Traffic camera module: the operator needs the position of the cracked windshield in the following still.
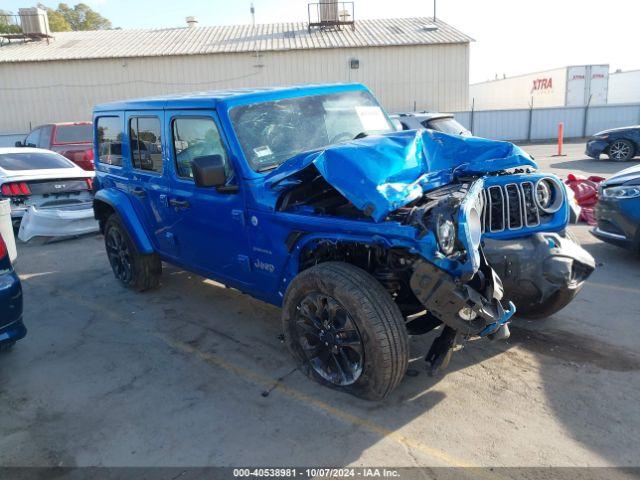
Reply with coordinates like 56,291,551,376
230,90,395,172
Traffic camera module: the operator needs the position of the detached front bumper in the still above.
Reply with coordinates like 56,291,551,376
483,231,595,316
410,254,515,338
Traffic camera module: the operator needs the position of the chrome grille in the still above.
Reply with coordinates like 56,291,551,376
481,182,540,233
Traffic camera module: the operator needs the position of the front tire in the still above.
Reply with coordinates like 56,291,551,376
104,214,162,292
608,140,635,161
283,262,409,400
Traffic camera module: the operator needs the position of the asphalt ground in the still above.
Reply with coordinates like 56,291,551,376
1,142,639,471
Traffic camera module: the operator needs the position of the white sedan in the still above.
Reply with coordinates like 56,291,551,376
0,148,96,239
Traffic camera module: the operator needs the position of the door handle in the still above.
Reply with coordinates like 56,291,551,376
169,198,190,209
131,187,146,198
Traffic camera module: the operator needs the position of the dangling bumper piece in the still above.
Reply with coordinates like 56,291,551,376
409,252,516,373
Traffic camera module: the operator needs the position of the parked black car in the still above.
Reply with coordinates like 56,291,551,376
592,164,640,252
586,125,640,162
0,232,25,352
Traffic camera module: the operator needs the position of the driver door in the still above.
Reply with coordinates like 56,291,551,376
165,111,252,288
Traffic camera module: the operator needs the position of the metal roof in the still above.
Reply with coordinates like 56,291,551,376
0,17,472,64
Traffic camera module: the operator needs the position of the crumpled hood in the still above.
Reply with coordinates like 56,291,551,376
266,130,537,222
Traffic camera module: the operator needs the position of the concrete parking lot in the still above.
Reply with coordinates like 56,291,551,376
1,143,639,469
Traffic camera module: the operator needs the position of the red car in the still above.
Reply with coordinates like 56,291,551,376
16,122,94,171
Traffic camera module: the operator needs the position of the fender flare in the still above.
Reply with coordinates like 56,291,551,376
277,232,400,299
94,189,155,254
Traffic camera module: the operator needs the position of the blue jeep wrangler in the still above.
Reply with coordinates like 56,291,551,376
92,84,594,399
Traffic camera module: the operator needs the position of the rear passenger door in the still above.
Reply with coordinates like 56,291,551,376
124,111,176,256
165,110,252,287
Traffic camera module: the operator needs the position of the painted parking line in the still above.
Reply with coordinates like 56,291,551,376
55,289,476,468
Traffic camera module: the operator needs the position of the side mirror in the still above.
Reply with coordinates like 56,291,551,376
15,141,23,147
191,154,226,188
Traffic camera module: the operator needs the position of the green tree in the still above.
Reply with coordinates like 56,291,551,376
55,3,112,31
38,4,72,32
37,2,112,32
0,9,22,34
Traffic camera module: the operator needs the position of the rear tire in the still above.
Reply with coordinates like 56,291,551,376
607,140,635,161
283,262,409,400
104,214,161,292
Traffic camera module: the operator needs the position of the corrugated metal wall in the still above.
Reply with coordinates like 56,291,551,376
608,70,640,104
0,43,469,133
453,103,640,141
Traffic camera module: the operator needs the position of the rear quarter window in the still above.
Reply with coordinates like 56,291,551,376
96,117,123,166
55,124,93,144
0,152,75,170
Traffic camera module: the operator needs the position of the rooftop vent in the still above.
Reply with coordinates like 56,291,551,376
420,24,438,32
19,7,50,36
186,16,198,28
0,7,53,46
308,2,355,32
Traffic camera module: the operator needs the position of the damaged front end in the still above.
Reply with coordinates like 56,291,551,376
398,179,516,372
266,130,583,374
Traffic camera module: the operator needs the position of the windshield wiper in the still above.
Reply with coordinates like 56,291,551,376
257,164,279,173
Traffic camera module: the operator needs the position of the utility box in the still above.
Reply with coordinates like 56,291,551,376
18,7,50,36
470,65,609,110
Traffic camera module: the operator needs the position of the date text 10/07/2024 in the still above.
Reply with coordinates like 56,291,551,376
233,468,401,478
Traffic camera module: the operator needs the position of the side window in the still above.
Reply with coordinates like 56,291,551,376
171,117,228,180
96,117,123,166
24,128,41,147
129,117,163,173
39,125,53,148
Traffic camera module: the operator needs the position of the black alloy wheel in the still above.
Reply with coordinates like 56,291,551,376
105,225,133,284
295,292,364,386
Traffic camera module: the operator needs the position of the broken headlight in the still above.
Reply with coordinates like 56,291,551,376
436,216,456,255
458,180,484,273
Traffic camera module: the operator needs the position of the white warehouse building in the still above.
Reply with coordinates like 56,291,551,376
0,15,472,134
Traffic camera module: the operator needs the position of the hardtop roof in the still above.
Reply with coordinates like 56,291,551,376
93,83,369,113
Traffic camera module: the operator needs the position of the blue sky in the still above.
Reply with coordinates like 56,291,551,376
4,0,640,83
